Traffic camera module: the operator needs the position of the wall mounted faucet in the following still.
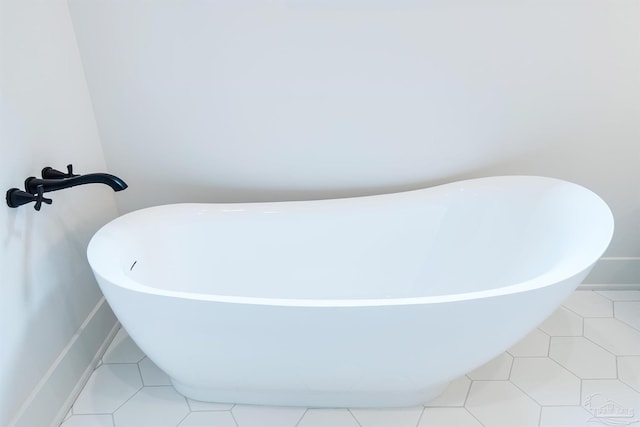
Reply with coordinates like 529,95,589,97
6,164,127,211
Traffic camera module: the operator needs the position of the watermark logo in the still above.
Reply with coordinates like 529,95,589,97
583,393,638,426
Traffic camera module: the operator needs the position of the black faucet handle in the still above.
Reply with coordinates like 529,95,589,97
6,186,52,210
6,188,34,208
42,164,79,179
33,185,52,211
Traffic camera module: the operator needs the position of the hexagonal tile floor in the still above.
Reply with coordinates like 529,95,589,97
60,290,640,427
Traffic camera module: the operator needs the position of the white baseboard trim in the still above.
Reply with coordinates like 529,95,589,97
581,257,640,290
9,297,118,427
578,283,640,291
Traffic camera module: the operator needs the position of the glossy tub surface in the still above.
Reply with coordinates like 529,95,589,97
87,176,614,407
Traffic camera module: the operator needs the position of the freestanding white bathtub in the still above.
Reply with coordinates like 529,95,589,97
88,176,614,408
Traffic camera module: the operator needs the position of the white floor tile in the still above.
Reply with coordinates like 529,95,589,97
562,291,613,318
73,364,142,414
113,386,189,427
102,329,146,364
418,408,482,427
466,381,540,427
539,307,583,337
350,406,423,427
232,405,305,427
539,406,593,427
187,399,234,411
615,301,640,331
510,358,581,405
178,411,237,427
596,290,640,301
508,328,550,357
618,356,640,393
60,414,114,427
424,375,471,407
584,318,640,355
138,357,171,386
549,336,617,379
582,380,640,425
297,409,359,427
467,352,513,380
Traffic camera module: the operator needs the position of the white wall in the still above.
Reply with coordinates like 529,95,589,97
68,1,639,276
0,0,120,425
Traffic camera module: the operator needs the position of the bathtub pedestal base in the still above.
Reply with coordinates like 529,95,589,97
172,380,449,408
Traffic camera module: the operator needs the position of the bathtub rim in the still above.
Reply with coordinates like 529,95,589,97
88,175,614,308
90,265,598,308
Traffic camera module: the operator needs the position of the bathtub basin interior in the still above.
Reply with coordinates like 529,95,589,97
90,176,613,304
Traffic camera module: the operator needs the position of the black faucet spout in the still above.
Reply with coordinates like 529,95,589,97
25,173,128,194
7,164,127,211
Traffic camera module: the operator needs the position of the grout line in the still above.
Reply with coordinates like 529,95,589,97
138,384,178,388
536,405,542,427
581,334,618,360
612,316,640,333
594,290,640,302
108,386,143,417
463,376,473,407
541,334,582,338
413,406,426,427
547,344,616,381
505,350,550,360
293,408,308,427
542,404,587,408
609,300,615,317
561,304,592,320
67,411,115,417
229,409,240,427
347,408,363,427
507,354,515,379
508,376,548,408
423,404,466,408
137,357,147,387
465,407,486,427
185,396,193,412
101,361,146,366
174,410,190,427
595,290,615,301
578,378,583,407
457,387,487,427
179,393,189,417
